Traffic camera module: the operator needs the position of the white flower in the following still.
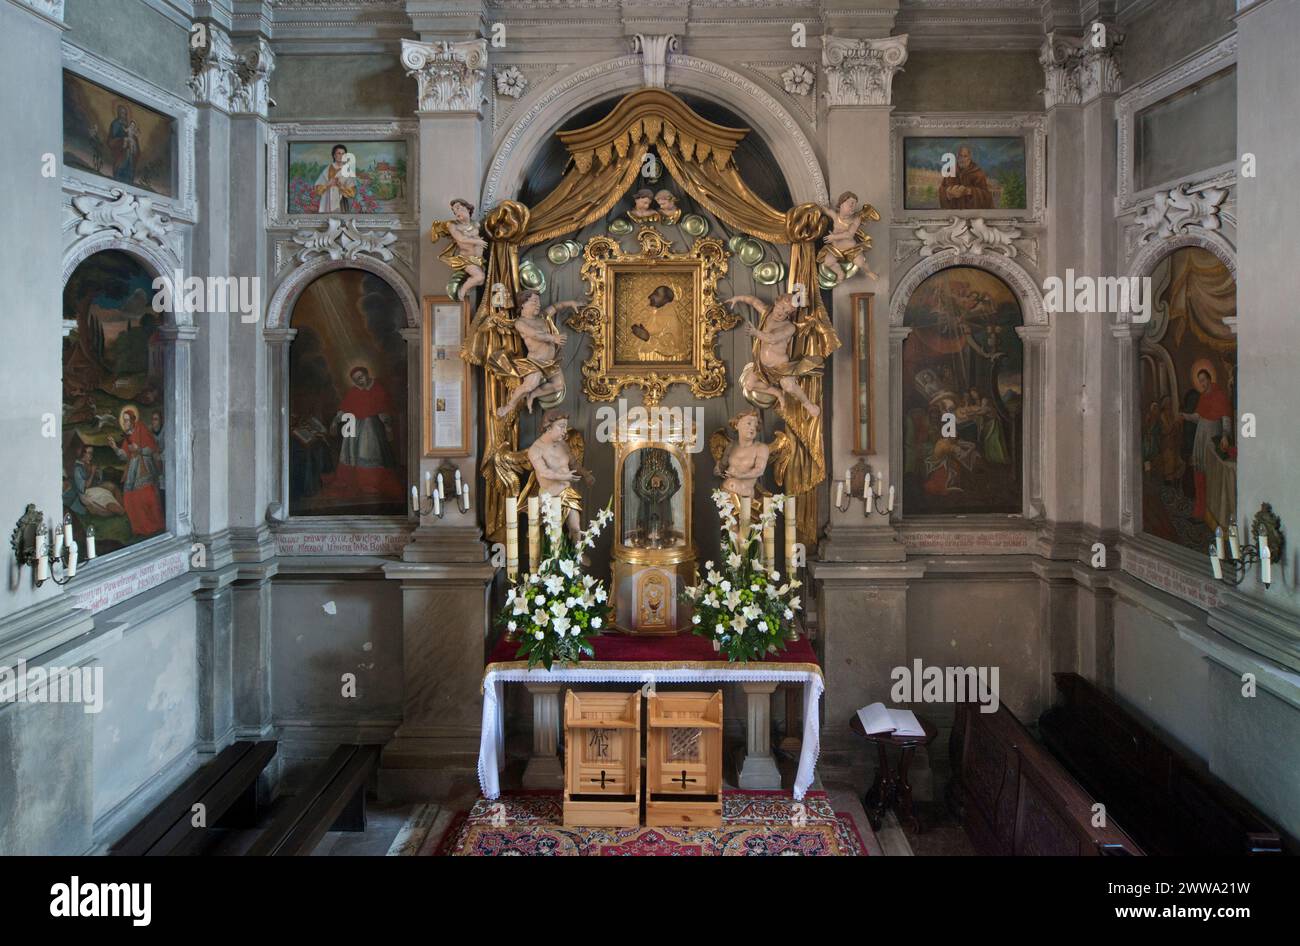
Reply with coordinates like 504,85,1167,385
730,614,746,633
559,559,576,579
495,66,528,99
703,593,718,608
582,574,596,589
552,615,571,636
530,574,540,584
750,584,760,592
550,600,567,617
594,587,607,603
715,623,725,636
720,579,732,593
784,608,794,620
545,575,564,595
533,609,549,625
512,596,529,616
565,596,577,609
506,587,516,603
724,590,742,611
758,621,768,633
535,595,547,608
591,616,602,629
507,620,517,632
770,570,781,581
727,552,742,569
535,630,544,640
742,605,760,622
789,595,802,611
570,627,580,637
704,560,714,571
692,614,701,625
765,584,779,597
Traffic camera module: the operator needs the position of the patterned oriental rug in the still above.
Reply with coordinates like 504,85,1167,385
405,791,868,857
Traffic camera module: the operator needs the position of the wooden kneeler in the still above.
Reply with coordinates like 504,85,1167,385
646,690,723,827
563,691,641,827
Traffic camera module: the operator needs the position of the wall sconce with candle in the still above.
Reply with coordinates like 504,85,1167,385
834,458,894,518
1209,503,1284,589
411,461,471,519
10,504,97,588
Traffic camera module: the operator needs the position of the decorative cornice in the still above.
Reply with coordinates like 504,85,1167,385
821,33,908,107
1039,29,1123,108
71,189,171,249
400,38,488,115
290,217,398,263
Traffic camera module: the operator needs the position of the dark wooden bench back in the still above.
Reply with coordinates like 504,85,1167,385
957,701,1142,856
1039,672,1289,856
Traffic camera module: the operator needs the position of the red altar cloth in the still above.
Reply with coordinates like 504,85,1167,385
486,631,818,668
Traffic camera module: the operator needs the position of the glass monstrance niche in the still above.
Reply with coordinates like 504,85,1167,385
621,446,687,551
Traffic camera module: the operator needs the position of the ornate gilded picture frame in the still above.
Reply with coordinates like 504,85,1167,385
422,295,472,457
568,229,736,406
851,292,874,455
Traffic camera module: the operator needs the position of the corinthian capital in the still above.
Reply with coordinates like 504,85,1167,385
1039,29,1123,108
400,38,488,115
821,34,909,108
188,23,276,117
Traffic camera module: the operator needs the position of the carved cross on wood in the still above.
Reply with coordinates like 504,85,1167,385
673,770,696,789
591,769,616,789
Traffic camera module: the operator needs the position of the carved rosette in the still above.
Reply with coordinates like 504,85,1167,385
188,24,277,117
1039,30,1123,108
821,34,909,107
400,38,488,114
568,232,737,407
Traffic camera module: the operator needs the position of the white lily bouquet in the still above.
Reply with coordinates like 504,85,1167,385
683,490,803,662
496,495,614,670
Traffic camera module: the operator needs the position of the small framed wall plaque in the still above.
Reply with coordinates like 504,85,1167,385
422,295,472,457
851,292,874,455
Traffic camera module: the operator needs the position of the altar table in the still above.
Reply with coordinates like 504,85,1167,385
477,633,824,801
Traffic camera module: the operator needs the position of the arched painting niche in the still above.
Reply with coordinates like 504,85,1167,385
288,268,409,517
1139,245,1237,552
62,250,168,556
901,265,1024,515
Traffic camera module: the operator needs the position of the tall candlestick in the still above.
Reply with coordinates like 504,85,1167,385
761,497,775,571
784,496,797,575
505,497,519,579
1260,535,1272,585
527,497,541,568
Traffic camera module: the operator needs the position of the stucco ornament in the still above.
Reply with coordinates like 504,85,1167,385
1134,183,1228,242
915,217,1023,258
781,64,814,97
72,190,171,248
401,38,488,113
495,66,529,99
291,218,397,264
822,35,908,107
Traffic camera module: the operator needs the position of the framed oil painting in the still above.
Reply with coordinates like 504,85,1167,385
268,121,419,228
288,269,409,517
422,295,472,457
567,232,732,406
901,266,1024,516
62,250,169,557
287,141,410,216
851,293,874,455
1139,246,1237,553
892,115,1046,223
63,70,176,199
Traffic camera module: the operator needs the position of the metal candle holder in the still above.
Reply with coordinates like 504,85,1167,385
411,461,471,518
10,504,97,588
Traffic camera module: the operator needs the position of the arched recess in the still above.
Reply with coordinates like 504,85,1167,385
483,54,828,210
888,250,1050,519
264,258,421,524
1120,230,1238,551
60,236,195,558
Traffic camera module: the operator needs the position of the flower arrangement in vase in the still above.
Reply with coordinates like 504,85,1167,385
682,490,803,662
496,495,614,670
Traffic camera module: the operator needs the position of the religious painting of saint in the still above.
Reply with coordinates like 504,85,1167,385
63,71,176,198
287,141,409,215
62,251,168,555
1139,247,1237,552
901,266,1024,515
904,137,1027,211
289,269,408,516
612,270,696,366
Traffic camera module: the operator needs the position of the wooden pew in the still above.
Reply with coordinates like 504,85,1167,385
244,744,380,856
954,701,1142,855
1039,672,1289,856
109,741,277,856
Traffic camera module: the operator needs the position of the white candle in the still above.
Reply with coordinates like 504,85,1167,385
1228,524,1241,560
63,516,73,548
35,550,49,583
460,480,471,512
1260,535,1272,585
424,469,432,497
52,525,64,559
737,497,751,545
784,496,797,574
455,469,462,494
436,472,445,500
1214,527,1225,560
433,490,442,517
86,530,96,560
1209,544,1223,580
834,479,845,508
505,497,519,578
761,497,775,570
66,542,78,578
527,497,541,567
887,485,895,513
410,485,420,513
34,530,48,583
865,474,873,502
